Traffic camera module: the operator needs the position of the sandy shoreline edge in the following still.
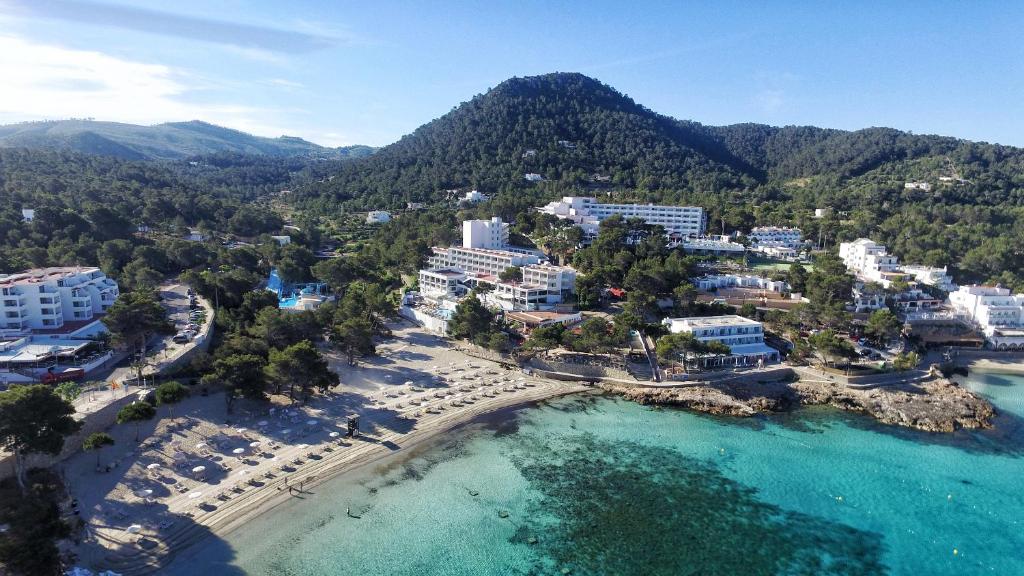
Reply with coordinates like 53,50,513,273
134,382,591,574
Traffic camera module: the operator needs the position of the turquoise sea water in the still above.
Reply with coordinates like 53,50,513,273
169,372,1024,575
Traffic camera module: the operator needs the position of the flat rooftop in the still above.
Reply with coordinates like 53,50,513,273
506,311,581,325
0,266,102,286
665,315,761,328
422,268,466,278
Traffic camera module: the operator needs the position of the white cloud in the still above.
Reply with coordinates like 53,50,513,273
0,35,375,147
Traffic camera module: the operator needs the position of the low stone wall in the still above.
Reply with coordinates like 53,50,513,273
0,389,146,479
527,357,633,380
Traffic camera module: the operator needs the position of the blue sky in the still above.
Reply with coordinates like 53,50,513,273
0,1,1021,147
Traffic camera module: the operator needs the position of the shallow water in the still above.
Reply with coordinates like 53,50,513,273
169,372,1024,575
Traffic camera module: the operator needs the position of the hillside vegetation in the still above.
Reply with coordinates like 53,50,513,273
0,119,375,161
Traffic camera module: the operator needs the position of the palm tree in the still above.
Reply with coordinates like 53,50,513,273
83,432,115,471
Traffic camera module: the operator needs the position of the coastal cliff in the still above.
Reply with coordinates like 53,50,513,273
603,370,995,433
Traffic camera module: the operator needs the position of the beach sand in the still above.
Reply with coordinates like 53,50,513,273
65,322,589,575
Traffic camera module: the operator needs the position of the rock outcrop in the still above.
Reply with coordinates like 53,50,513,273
604,371,995,433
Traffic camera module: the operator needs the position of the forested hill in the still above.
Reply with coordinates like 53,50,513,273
0,119,375,161
298,72,1024,211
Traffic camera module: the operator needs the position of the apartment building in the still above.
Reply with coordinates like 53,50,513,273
417,268,467,299
463,217,510,250
748,226,803,248
428,246,540,277
0,267,119,335
838,238,904,286
950,285,1024,349
679,237,745,256
538,196,705,239
661,315,779,365
902,265,957,292
695,274,790,293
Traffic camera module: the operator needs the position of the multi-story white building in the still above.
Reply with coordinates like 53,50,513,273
366,211,391,224
661,315,779,366
463,217,510,250
461,190,487,203
419,217,577,313
428,246,540,278
417,268,467,299
538,196,706,239
839,238,905,287
748,226,803,248
0,267,119,336
902,265,957,293
695,274,789,293
679,237,745,256
950,285,1024,349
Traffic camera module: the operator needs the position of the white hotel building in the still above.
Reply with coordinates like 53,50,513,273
661,315,779,367
418,217,576,312
538,196,705,240
0,267,119,337
839,238,905,287
950,285,1024,349
748,226,803,248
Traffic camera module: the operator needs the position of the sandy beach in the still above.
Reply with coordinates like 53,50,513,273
65,322,589,575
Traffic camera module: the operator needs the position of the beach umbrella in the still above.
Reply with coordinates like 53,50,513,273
236,469,250,477
232,448,245,455
187,492,203,499
125,524,142,534
249,441,261,448
404,381,414,386
194,443,207,450
137,489,153,497
235,428,248,434
191,466,206,474
329,432,340,438
145,463,161,470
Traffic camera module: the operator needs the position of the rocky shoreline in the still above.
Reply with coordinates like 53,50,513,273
602,369,995,433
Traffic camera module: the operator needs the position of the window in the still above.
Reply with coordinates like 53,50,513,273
3,300,15,307
43,319,55,326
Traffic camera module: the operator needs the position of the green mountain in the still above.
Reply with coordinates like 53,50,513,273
0,119,375,161
300,72,1024,212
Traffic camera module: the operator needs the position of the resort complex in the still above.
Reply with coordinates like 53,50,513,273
538,196,706,240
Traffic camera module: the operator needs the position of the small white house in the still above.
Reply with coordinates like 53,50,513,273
271,235,291,246
524,173,544,182
366,211,392,224
21,209,35,223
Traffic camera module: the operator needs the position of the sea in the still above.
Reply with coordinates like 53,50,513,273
167,371,1024,575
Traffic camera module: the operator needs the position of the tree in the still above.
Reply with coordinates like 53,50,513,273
265,341,339,401
117,401,156,442
276,244,317,283
499,266,523,283
786,263,808,294
202,353,267,412
739,302,758,319
524,323,565,350
563,317,624,354
154,381,189,420
804,253,854,311
892,351,920,371
331,318,375,365
447,294,494,341
0,385,81,492
864,309,902,347
486,331,510,353
102,290,174,385
673,282,698,312
53,382,81,404
82,432,115,470
808,330,856,368
656,332,700,364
